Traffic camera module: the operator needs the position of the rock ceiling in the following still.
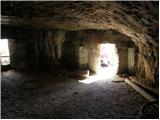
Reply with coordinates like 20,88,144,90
1,1,159,47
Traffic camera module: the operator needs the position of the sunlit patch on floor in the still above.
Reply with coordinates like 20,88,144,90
79,74,114,84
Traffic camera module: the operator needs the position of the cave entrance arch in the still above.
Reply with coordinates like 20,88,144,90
97,43,119,78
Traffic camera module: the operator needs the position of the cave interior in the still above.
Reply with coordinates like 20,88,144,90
1,1,159,119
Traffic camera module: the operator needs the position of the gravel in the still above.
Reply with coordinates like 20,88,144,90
1,70,152,119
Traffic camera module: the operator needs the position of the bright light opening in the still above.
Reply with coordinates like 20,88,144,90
0,39,10,65
79,43,119,84
79,75,110,84
97,43,119,78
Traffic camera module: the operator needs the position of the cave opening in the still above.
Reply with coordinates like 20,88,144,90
0,39,10,66
98,43,119,78
79,43,119,84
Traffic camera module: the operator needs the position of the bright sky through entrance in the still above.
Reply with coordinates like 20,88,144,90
0,39,10,65
79,43,119,84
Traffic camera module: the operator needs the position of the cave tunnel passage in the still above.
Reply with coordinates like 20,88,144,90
1,32,158,119
1,1,159,119
0,39,10,66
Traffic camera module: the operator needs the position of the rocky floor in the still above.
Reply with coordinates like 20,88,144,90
1,69,156,119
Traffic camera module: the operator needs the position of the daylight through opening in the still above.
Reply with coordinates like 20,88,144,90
79,43,119,84
97,43,119,78
0,39,10,65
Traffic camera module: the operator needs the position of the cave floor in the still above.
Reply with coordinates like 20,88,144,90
1,69,149,119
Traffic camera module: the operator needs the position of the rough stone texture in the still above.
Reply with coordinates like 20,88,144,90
55,31,65,59
2,70,156,119
1,2,158,45
136,46,159,87
88,43,99,72
38,30,66,69
79,47,88,68
1,1,158,87
118,47,128,74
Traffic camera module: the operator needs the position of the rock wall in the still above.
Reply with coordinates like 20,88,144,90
1,25,38,70
136,45,159,87
1,25,158,87
88,43,100,73
38,29,66,69
61,31,79,69
1,1,158,87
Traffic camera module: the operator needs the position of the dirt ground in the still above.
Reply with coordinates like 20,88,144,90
1,69,157,119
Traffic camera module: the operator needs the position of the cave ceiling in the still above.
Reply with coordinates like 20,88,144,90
1,1,159,47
